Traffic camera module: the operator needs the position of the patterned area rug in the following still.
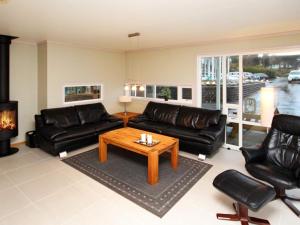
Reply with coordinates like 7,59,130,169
63,146,212,217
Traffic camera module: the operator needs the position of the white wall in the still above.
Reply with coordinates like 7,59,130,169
125,32,300,113
37,42,47,111
11,41,126,144
46,42,126,113
10,42,38,143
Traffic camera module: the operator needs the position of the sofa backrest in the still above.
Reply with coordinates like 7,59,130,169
40,103,109,128
176,106,221,129
143,101,158,119
143,101,180,125
75,103,108,125
41,106,80,128
263,114,300,170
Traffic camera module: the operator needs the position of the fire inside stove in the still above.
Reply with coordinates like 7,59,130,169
0,110,16,130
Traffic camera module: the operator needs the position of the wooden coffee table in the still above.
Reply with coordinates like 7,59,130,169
98,127,179,185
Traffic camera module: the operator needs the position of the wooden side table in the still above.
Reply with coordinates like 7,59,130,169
113,112,140,127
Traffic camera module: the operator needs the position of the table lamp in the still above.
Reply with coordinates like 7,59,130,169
119,96,132,115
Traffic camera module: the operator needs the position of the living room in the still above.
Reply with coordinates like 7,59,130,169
0,0,300,225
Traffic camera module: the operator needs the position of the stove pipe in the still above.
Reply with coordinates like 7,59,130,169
0,35,17,103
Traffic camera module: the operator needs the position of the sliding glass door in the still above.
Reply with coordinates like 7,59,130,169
200,57,222,110
198,51,300,150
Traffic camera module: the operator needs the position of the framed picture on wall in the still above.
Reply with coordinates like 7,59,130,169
63,84,103,104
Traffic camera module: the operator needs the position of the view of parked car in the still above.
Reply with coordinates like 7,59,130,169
227,72,266,81
253,73,269,80
288,70,300,83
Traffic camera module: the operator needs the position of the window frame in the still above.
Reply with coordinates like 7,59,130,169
128,83,193,104
63,83,103,105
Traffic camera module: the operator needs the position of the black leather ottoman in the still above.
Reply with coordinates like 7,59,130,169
213,170,276,225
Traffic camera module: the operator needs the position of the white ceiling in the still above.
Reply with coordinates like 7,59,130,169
0,0,300,51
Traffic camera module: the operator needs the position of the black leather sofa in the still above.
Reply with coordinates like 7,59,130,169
35,103,123,156
128,101,226,156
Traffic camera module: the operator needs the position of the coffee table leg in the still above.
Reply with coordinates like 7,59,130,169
99,136,107,162
171,140,179,169
148,151,158,185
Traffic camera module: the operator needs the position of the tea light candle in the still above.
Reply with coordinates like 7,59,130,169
147,134,153,144
141,133,146,143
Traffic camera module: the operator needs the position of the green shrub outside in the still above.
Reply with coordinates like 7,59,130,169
243,66,290,79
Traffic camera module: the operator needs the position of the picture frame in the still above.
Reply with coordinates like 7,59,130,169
63,84,103,104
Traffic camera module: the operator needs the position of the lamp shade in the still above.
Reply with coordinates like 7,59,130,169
261,87,275,127
119,95,132,103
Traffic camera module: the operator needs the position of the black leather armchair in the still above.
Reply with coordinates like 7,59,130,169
241,114,300,216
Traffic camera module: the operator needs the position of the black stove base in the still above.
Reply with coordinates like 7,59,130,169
0,140,19,157
0,147,18,157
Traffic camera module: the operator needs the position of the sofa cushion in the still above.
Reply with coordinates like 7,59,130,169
53,120,123,142
75,103,108,125
163,127,213,145
152,103,180,125
176,106,221,129
41,107,80,128
53,125,96,142
246,162,298,189
39,126,67,141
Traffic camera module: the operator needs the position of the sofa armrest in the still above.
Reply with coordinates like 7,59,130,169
39,126,67,141
295,168,300,180
198,129,219,141
35,114,44,130
198,115,226,141
129,115,149,123
240,146,266,164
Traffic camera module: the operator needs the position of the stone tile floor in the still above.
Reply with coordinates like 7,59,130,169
0,144,298,225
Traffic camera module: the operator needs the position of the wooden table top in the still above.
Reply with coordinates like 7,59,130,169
113,112,140,118
100,127,178,155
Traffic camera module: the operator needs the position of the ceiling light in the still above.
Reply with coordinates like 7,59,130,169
139,86,145,91
131,85,137,91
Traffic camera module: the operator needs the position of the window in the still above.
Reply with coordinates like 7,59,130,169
126,83,193,103
129,85,145,97
181,87,192,100
64,84,102,104
146,85,155,98
136,85,145,97
242,53,300,120
156,86,178,100
226,56,239,104
129,85,136,97
200,57,222,110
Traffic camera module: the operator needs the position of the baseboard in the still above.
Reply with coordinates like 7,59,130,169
11,141,25,147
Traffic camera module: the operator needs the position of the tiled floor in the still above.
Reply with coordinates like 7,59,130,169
0,144,299,225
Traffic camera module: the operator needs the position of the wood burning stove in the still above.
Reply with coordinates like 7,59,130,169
0,35,19,157
0,101,18,139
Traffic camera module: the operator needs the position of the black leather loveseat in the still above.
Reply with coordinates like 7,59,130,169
128,101,226,156
35,103,123,156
